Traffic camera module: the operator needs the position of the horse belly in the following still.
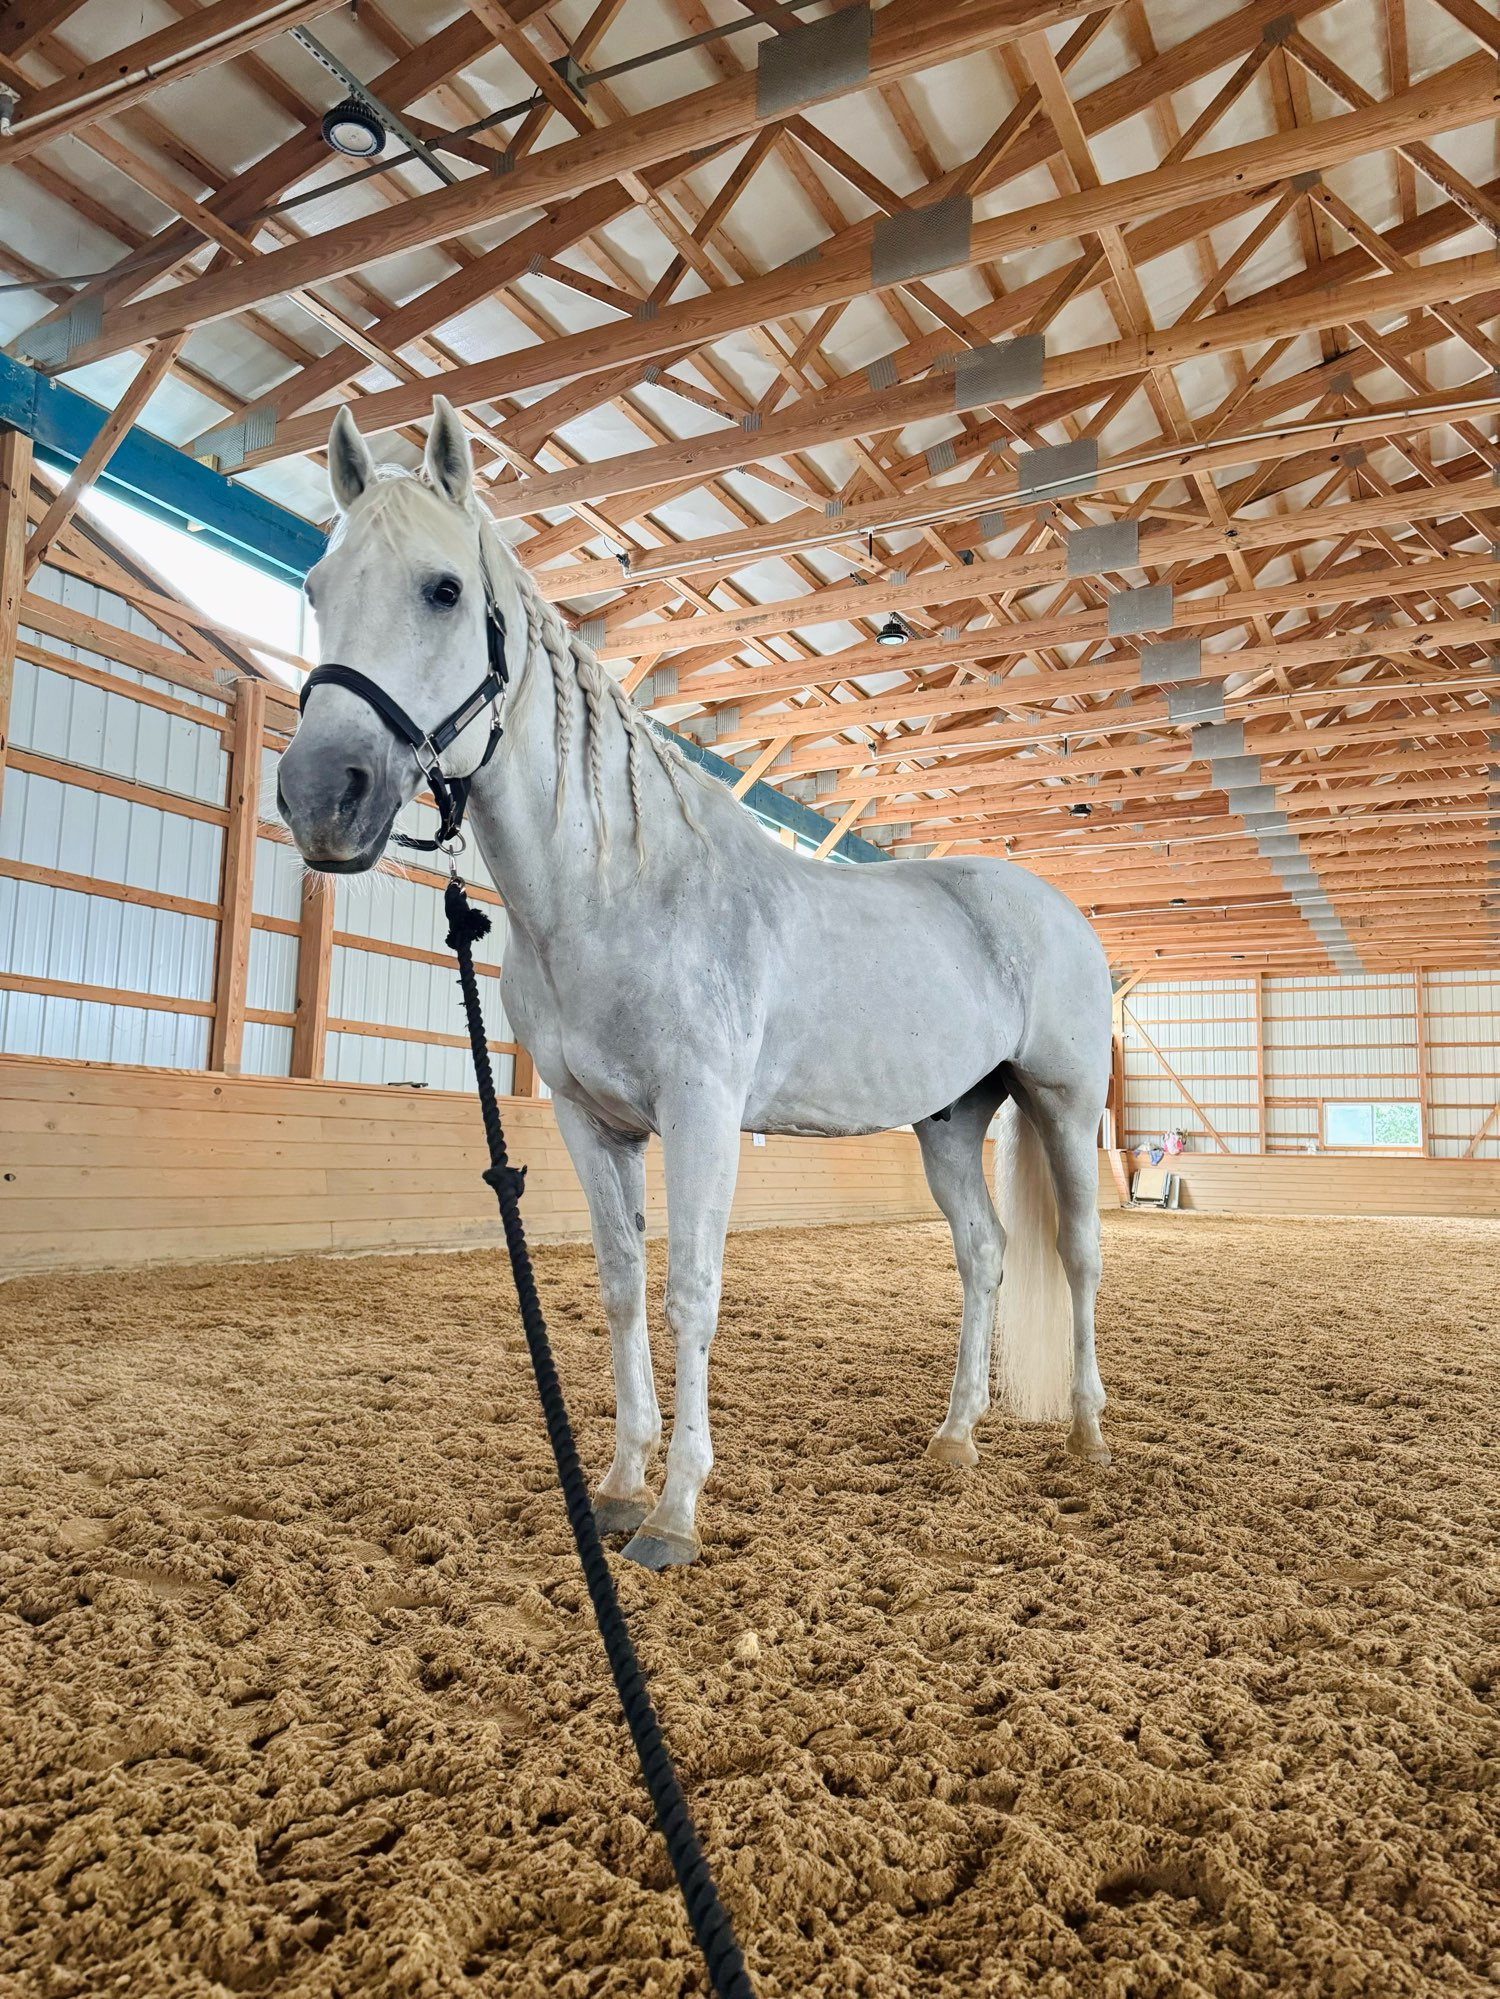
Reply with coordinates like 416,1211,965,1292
747,941,1022,1134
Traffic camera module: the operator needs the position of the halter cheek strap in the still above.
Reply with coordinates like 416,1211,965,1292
298,600,508,852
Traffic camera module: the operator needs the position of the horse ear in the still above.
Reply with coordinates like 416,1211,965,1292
424,396,473,506
328,405,373,511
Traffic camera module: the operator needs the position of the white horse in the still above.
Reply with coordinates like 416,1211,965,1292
277,397,1114,1570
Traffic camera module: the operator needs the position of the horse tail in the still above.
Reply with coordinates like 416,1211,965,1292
993,1099,1074,1422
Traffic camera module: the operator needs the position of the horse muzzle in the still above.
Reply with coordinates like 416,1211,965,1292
276,728,405,873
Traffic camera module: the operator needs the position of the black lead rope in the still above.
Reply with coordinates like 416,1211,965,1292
443,875,755,1999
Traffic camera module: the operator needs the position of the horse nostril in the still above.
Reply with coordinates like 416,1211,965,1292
338,765,371,816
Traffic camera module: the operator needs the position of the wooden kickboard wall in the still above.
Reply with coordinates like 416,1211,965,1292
1165,1151,1500,1219
0,1056,953,1273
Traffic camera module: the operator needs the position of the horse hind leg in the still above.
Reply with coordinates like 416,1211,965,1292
916,1087,1007,1469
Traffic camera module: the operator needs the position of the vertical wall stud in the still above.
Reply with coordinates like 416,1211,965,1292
1254,972,1267,1154
0,427,33,817
291,874,335,1079
209,676,266,1075
1413,966,1431,1157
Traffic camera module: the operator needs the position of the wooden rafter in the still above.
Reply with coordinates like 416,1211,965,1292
0,0,1495,977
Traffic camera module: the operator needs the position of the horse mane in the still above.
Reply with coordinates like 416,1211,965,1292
348,469,714,865
485,526,713,866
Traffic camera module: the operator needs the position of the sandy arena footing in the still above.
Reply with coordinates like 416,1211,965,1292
1,1210,1496,1996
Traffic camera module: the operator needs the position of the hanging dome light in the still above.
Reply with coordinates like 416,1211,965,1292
876,615,908,646
322,96,386,159
1068,801,1093,818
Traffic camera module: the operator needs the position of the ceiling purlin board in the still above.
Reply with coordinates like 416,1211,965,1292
203,22,1500,464
6,0,1498,969
36,0,1126,368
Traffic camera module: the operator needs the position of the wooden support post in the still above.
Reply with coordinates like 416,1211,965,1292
510,1045,537,1098
1254,972,1267,1155
1109,971,1144,1152
209,676,265,1074
0,427,32,817
291,873,335,1080
1413,966,1431,1156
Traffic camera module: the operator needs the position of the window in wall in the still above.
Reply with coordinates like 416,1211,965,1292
1322,1101,1422,1149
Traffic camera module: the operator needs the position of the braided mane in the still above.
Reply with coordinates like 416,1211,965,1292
479,515,711,864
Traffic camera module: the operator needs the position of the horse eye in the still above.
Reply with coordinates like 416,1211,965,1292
427,575,462,609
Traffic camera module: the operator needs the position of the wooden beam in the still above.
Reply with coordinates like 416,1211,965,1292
1463,1101,1500,1159
22,338,184,581
0,1,88,60
812,798,869,860
0,427,33,819
0,0,345,165
1123,1001,1233,1152
290,873,334,1081
209,676,267,1076
211,60,1500,464
606,551,1500,668
544,466,1500,602
474,250,1500,522
59,0,1118,369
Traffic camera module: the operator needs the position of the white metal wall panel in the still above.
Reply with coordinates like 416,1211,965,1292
0,875,214,999
1124,972,1498,1159
0,765,223,903
9,656,226,806
24,564,229,718
324,1030,509,1095
1122,978,1259,1153
241,1022,294,1078
246,926,297,1016
0,988,208,1068
1423,970,1500,1159
251,833,303,920
329,940,510,1040
1263,976,1419,1147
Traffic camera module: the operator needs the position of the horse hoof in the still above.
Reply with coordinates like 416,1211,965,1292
620,1530,699,1572
1067,1427,1112,1467
593,1492,651,1536
926,1431,979,1469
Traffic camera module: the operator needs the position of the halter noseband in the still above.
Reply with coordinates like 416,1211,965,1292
298,595,508,853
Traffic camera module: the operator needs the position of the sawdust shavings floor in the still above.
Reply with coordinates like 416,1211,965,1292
0,1211,1496,1998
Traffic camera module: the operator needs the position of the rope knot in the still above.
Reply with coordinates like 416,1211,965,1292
444,877,493,951
483,1163,527,1203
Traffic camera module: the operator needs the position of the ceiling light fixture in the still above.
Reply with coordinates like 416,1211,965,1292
876,615,909,647
1069,802,1093,818
322,96,386,159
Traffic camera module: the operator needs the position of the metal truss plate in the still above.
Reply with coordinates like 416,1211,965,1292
756,3,871,118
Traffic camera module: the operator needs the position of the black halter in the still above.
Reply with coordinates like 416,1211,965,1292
298,598,508,852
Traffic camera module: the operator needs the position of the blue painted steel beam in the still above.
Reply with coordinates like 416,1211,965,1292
671,733,886,864
0,353,324,585
1,354,889,862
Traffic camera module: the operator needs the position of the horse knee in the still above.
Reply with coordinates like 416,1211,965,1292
597,1267,641,1326
665,1268,720,1348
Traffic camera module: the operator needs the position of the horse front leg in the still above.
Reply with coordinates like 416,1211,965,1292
622,1097,742,1572
552,1097,660,1536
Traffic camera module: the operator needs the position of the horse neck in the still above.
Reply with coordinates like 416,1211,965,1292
463,591,745,945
